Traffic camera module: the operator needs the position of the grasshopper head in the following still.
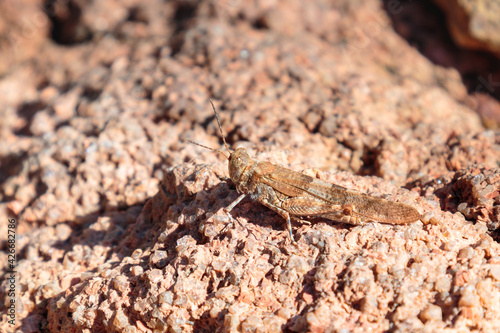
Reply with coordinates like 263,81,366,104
229,148,250,183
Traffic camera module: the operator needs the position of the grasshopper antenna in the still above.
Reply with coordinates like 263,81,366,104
185,140,229,160
185,100,232,160
209,99,232,157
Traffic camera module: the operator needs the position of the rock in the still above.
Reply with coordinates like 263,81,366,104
2,0,500,332
433,0,500,55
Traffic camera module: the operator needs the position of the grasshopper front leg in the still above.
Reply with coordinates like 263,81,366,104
224,193,246,222
218,194,246,236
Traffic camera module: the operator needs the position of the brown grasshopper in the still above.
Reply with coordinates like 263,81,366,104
188,101,422,241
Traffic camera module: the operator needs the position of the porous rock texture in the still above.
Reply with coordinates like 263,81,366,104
432,0,500,55
1,0,500,332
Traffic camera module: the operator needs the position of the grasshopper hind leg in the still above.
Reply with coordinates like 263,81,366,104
284,212,295,242
274,210,296,243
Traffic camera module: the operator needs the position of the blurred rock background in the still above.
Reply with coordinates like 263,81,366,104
0,0,499,332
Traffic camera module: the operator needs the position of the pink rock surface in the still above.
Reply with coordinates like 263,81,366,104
1,0,500,332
